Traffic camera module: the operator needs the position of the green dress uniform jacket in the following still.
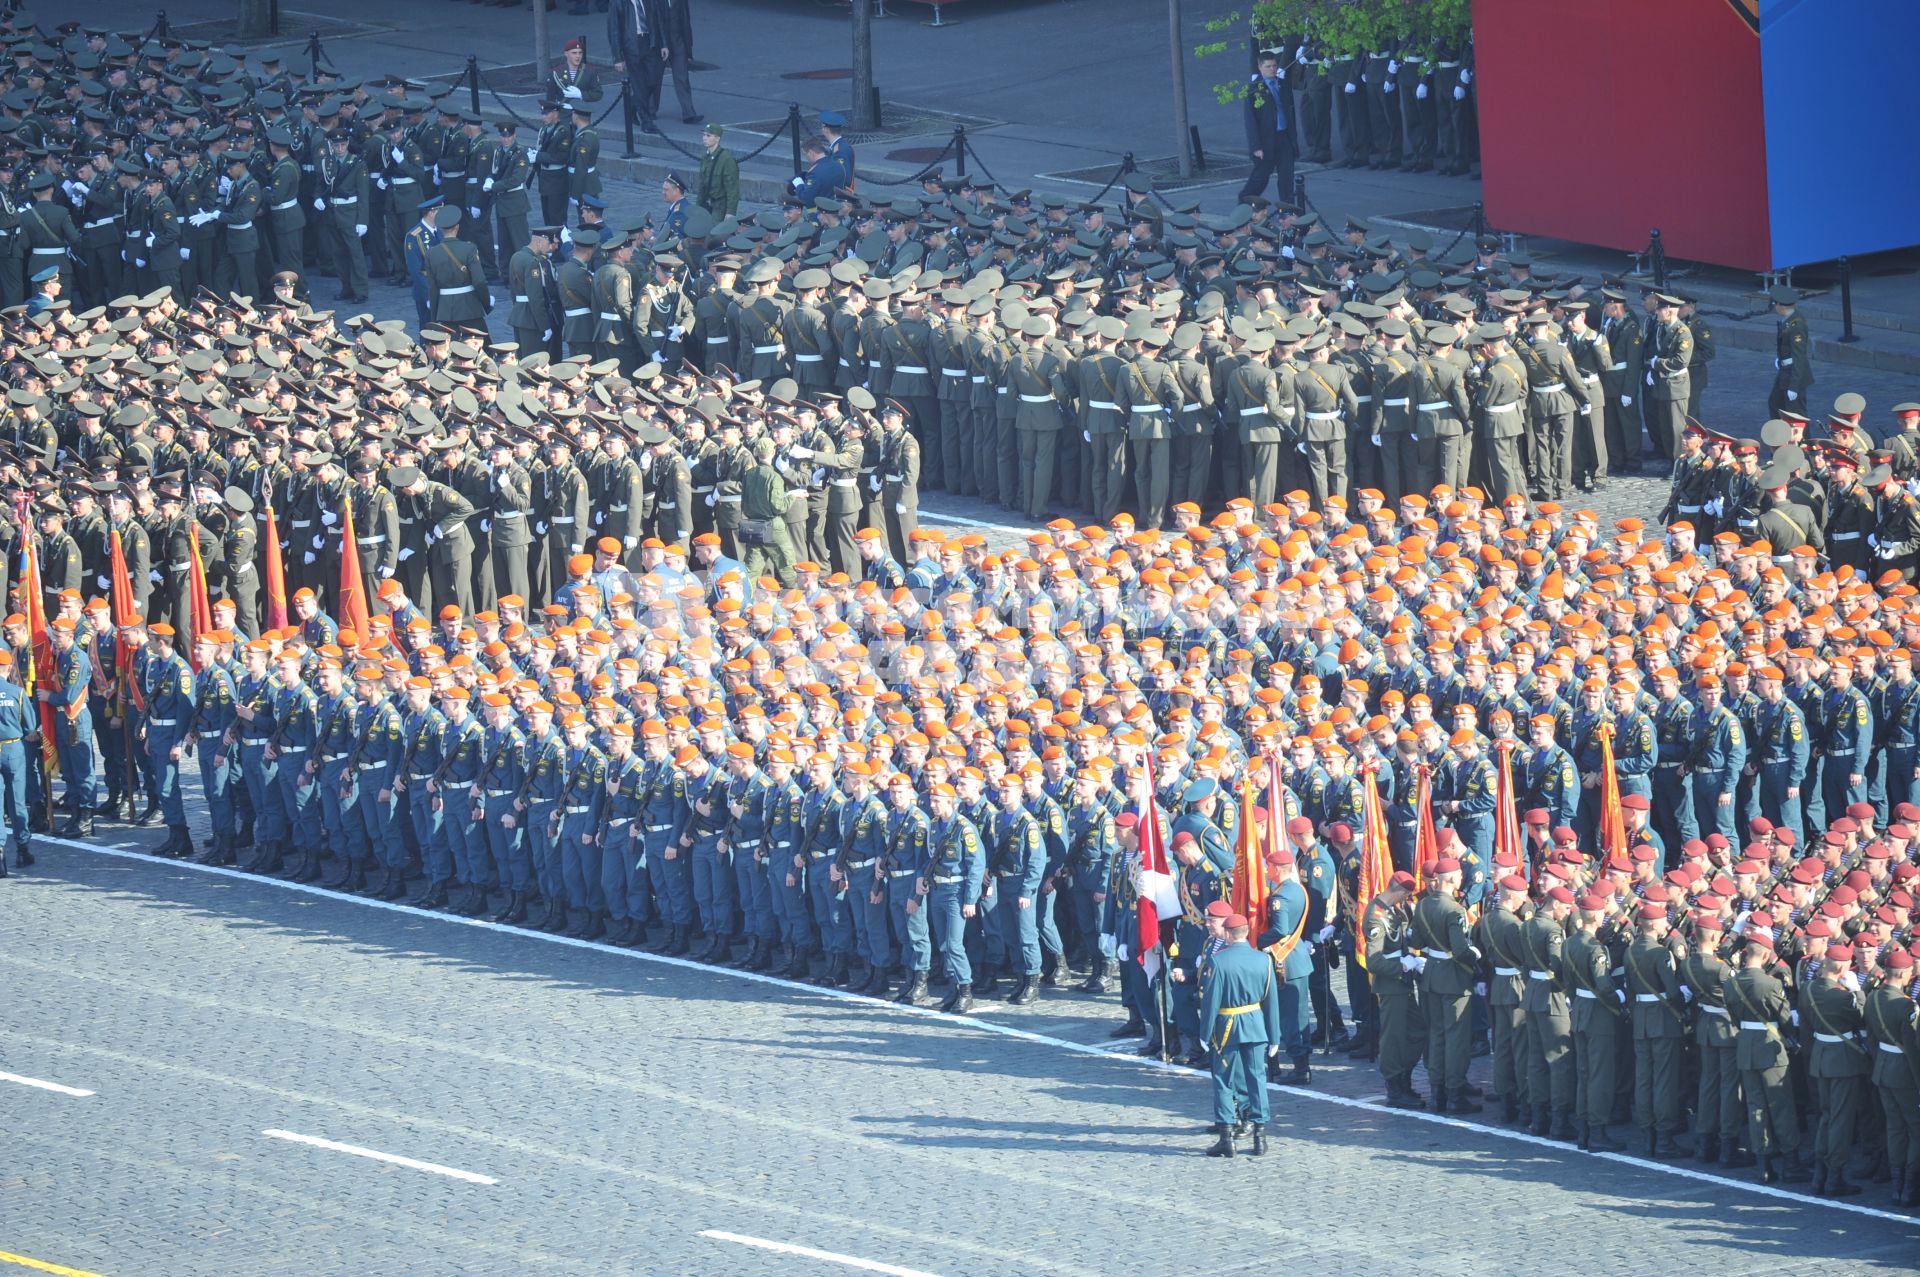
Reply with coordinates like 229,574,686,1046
428,236,490,327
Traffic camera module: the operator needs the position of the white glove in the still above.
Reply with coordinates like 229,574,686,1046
560,227,573,246
543,329,554,341
1315,924,1334,943
624,536,638,549
483,178,495,194
1772,358,1781,370
526,148,540,167
215,177,229,196
1452,85,1465,101
1399,954,1419,973
303,552,316,565
1383,80,1396,94
1387,59,1400,75
397,547,413,562
469,207,482,220
1790,1008,1800,1027
1083,431,1091,443
1370,434,1381,446
1473,982,1487,998
667,324,685,342
789,176,804,191
1116,943,1130,963
1296,442,1307,454
144,233,155,248
869,476,881,493
1344,82,1357,94
354,224,366,238
149,569,162,584
380,566,395,579
1461,68,1473,85
375,178,387,191
432,165,441,184
96,575,109,591
1785,389,1797,401
321,511,337,526
534,522,548,536
895,502,908,514
789,446,814,459
1579,403,1591,416
563,85,583,100
593,511,605,526
704,493,716,507
1416,82,1429,100
313,198,326,212
1680,985,1693,1003
1620,395,1633,407
391,147,406,165
133,258,146,269
1296,47,1307,63
479,519,491,533
1099,933,1118,959
1646,371,1655,386
1615,988,1626,1005
1266,1044,1280,1060
180,247,191,260
1841,970,1860,992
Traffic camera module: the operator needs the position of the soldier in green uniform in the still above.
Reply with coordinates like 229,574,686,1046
1362,870,1424,1107
1682,294,1715,423
566,104,601,213
20,172,79,295
1866,947,1920,1205
1726,934,1810,1184
1412,325,1469,493
426,206,491,339
263,127,306,278
738,437,795,587
1293,331,1360,503
1646,292,1694,463
218,150,263,299
592,230,641,373
1600,288,1644,475
878,401,921,563
1518,883,1575,1137
508,226,558,355
1517,313,1591,501
1626,904,1692,1158
1008,316,1068,521
137,171,182,300
1565,892,1624,1150
1074,316,1129,523
1413,856,1479,1113
1470,324,1527,504
1802,943,1870,1197
535,99,574,230
317,130,369,302
1677,912,1749,1168
1121,329,1182,530
1768,285,1813,420
557,227,599,360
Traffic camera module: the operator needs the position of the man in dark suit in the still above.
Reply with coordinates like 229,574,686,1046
609,0,699,132
1236,48,1297,207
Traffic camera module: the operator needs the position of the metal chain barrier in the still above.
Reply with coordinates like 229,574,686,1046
474,67,540,130
856,134,957,188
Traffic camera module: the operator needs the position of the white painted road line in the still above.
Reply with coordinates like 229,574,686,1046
700,1230,942,1277
46,836,1920,1230
0,1070,95,1098
261,1128,498,1185
918,509,1036,534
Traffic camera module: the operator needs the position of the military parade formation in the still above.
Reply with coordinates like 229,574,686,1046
2,10,1919,1206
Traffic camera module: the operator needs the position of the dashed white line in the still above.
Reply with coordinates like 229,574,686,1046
44,835,1920,1230
0,1070,95,1098
700,1230,941,1276
262,1128,498,1185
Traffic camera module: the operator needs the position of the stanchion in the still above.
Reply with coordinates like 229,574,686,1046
1188,125,1206,173
467,56,482,116
621,85,636,159
1838,256,1860,344
1649,227,1667,290
787,103,802,177
1291,171,1306,212
954,125,967,179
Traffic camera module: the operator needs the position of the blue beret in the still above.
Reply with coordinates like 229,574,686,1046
1181,777,1217,805
30,267,56,283
818,110,846,127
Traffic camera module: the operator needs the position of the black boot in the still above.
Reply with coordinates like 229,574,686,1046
728,936,758,968
895,972,930,1006
1040,951,1060,989
14,840,33,870
1587,1120,1624,1152
1720,1142,1756,1169
1810,1162,1829,1195
1007,975,1039,1006
410,879,449,909
1249,1124,1268,1156
133,798,159,827
191,831,229,865
493,891,520,924
864,965,894,998
1825,1168,1861,1198
1204,1129,1236,1157
1344,1028,1377,1060
975,964,1000,995
1576,1118,1591,1151
748,937,775,970
668,924,692,956
1448,1088,1482,1114
321,856,353,890
235,817,254,850
581,911,607,941
1529,1103,1552,1136
942,983,975,1014
1759,1154,1778,1185
825,952,849,985
1778,1153,1811,1184
57,813,94,838
1501,1095,1520,1125
293,849,324,883
1550,1110,1575,1142
1080,959,1110,995
1110,1013,1147,1039
1696,1134,1720,1164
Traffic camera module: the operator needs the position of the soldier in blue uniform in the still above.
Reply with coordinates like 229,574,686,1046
639,725,694,954
602,721,649,946
556,710,609,939
1201,911,1284,1157
883,771,933,1004
1689,672,1748,848
188,632,238,865
1066,760,1118,993
1754,664,1809,837
925,779,985,1013
765,749,814,975
839,758,892,992
1261,845,1317,1081
467,692,522,921
988,771,1048,1006
403,197,443,329
680,744,735,961
0,650,33,872
1023,763,1071,987
138,622,195,858
1650,667,1699,855
1819,656,1872,829
724,740,774,969
397,676,448,907
798,750,851,982
1438,730,1493,906
1522,713,1579,832
428,685,484,912
351,664,409,901
311,659,363,890
46,616,98,837
1168,819,1228,1066
268,648,321,881
1881,648,1920,812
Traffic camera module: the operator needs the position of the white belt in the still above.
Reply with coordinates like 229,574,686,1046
1832,531,1862,541
598,311,621,321
1494,966,1519,976
1608,362,1628,371
830,479,856,488
82,217,118,229
1527,970,1552,980
893,365,928,375
1813,1033,1851,1045
1677,504,1703,513
357,535,386,546
1779,357,1794,365
1088,401,1119,412
1305,411,1340,421
1130,405,1163,414
970,375,986,384
795,354,824,362
1574,988,1597,999
1531,382,1566,393
1384,397,1410,407
1181,402,1202,412
941,367,967,377
1881,1042,1906,1054
270,199,299,211
392,177,417,185
1634,993,1661,1003
440,285,475,295
565,805,591,815
1487,402,1520,413
330,198,357,206
514,294,530,303
564,307,591,317
1354,395,1372,403
709,336,731,345
1021,394,1053,403
1582,374,1601,382
1237,406,1267,417
226,221,253,230
1700,1004,1727,1016
29,247,63,255
1739,1021,1772,1031
753,344,784,355
1417,401,1448,411
301,164,315,172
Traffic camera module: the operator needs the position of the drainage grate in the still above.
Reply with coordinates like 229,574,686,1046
729,104,996,145
1042,154,1253,192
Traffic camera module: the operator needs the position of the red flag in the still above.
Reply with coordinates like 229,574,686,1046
109,529,145,713
262,502,288,633
1493,740,1523,879
1231,775,1269,932
186,502,215,666
1413,761,1440,892
1135,751,1178,976
1353,759,1393,971
337,494,371,648
17,514,59,780
1597,723,1627,865
1265,750,1290,864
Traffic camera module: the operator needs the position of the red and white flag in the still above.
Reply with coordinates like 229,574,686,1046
1135,751,1179,978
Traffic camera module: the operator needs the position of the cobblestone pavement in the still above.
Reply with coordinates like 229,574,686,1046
2,825,1915,1275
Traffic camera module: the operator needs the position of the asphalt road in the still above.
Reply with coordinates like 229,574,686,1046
2,831,1916,1276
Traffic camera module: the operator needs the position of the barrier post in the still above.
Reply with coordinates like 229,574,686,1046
1838,256,1860,344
